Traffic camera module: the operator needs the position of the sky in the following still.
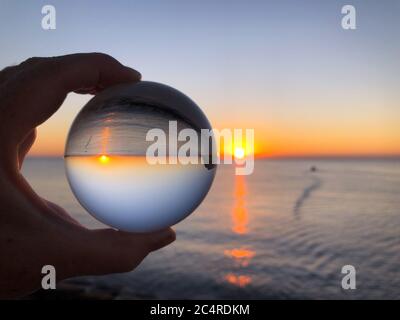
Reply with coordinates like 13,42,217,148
0,0,399,157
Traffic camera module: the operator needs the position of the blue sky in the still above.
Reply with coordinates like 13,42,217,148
0,0,399,156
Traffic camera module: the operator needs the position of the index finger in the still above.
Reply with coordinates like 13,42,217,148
0,53,141,143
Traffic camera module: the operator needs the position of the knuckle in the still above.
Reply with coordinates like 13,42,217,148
20,57,44,67
0,66,17,75
15,57,55,82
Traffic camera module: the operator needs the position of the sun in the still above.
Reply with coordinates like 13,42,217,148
98,155,110,164
234,147,245,159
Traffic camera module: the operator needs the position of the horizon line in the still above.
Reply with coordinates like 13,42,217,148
26,154,400,160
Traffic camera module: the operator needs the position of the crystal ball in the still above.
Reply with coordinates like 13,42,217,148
65,81,217,232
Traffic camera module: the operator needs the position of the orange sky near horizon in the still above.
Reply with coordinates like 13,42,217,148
27,95,400,158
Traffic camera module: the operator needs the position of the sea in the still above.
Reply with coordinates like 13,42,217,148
22,157,400,299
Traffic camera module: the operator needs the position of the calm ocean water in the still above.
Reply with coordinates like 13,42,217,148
22,158,400,299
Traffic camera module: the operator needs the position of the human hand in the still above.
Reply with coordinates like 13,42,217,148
0,53,176,299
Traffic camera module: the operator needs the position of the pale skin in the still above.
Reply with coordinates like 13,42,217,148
0,53,176,299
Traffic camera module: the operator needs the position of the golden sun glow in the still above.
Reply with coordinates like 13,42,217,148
217,134,257,159
98,155,110,164
234,147,246,159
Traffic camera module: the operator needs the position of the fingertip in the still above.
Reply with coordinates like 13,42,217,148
125,66,142,81
163,227,177,244
145,227,176,252
78,227,176,274
85,227,176,256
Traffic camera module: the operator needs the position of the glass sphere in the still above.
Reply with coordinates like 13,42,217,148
65,81,216,232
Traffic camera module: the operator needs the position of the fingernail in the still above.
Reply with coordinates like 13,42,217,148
126,67,142,81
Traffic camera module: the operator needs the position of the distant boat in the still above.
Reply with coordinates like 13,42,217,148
310,166,317,172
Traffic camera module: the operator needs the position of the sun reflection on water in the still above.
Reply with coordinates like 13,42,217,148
224,248,255,267
101,127,110,155
232,175,248,234
224,173,255,287
224,274,252,288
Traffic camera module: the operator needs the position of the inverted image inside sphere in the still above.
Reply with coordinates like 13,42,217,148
65,81,217,232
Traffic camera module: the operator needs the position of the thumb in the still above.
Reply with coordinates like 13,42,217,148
76,228,176,276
